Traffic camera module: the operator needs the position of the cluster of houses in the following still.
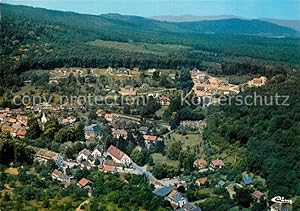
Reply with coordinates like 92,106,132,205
0,109,28,139
152,180,201,211
118,84,172,106
35,144,134,188
248,76,267,87
191,70,239,97
193,157,265,202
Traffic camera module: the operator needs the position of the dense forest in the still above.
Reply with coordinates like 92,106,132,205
1,4,300,92
203,72,300,199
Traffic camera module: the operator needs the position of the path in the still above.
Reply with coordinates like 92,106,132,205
76,199,90,211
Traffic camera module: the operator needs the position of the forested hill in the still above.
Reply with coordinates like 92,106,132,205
204,71,300,199
2,4,299,37
1,3,300,91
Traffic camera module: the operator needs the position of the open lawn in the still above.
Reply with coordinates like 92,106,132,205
165,132,202,155
152,153,179,167
90,39,190,57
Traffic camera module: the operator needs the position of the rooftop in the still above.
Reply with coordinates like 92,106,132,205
77,178,90,187
107,145,125,161
153,186,172,197
243,176,253,185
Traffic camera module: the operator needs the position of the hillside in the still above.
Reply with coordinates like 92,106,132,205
1,4,300,90
152,15,300,33
2,4,299,37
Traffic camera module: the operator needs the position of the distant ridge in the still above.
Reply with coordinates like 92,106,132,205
151,15,245,22
2,4,299,37
151,15,300,32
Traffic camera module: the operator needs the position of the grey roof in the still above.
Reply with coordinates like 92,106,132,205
153,186,172,197
172,192,184,203
177,202,202,211
79,148,91,157
196,86,205,91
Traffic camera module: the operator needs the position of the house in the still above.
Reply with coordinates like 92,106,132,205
76,148,92,163
252,190,264,202
16,115,28,126
143,135,159,149
84,124,101,139
1,123,11,133
153,186,172,197
193,158,207,169
16,128,27,138
36,149,64,167
81,160,92,170
242,176,253,185
84,124,101,133
160,96,171,106
210,159,225,169
220,80,229,86
51,169,72,184
100,164,116,173
167,190,187,208
139,126,149,135
119,86,137,96
91,146,103,158
218,180,226,187
8,118,17,124
60,117,76,125
10,126,19,138
0,113,6,121
96,108,105,117
107,145,132,165
112,129,128,139
104,113,113,122
51,169,63,181
77,178,92,190
117,67,129,73
196,177,208,186
196,86,205,91
177,202,202,211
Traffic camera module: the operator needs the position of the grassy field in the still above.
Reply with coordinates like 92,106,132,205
89,39,190,56
165,132,201,151
152,153,179,167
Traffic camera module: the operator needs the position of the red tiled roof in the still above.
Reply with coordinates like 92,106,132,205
104,113,113,119
211,159,225,166
102,165,115,172
197,177,208,185
17,129,27,137
143,135,158,142
103,159,116,166
107,145,124,161
253,191,264,199
77,178,90,187
8,118,17,123
1,123,11,132
52,169,62,178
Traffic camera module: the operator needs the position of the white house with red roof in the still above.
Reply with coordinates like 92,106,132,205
210,159,225,169
143,135,159,149
107,145,132,165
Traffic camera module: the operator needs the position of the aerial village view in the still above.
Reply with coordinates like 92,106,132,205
1,66,288,211
1,1,300,211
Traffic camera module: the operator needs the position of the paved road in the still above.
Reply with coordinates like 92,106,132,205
131,163,156,181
